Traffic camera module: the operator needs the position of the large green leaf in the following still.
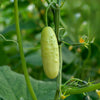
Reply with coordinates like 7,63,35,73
0,66,56,100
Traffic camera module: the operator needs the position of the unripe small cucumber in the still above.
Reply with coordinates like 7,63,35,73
41,27,59,79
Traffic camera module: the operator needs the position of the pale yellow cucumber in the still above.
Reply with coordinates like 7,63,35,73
41,27,59,79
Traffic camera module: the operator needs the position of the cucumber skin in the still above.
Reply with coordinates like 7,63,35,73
41,27,59,79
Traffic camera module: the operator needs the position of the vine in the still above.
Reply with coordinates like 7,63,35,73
14,0,37,100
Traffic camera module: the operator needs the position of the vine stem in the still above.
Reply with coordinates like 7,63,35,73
65,83,100,95
62,41,83,46
54,1,62,100
14,0,37,100
54,7,60,41
59,45,62,96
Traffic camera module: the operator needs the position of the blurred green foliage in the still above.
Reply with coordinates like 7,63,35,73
0,0,100,99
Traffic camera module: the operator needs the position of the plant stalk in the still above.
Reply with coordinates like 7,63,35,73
14,0,37,100
54,7,60,41
54,2,62,100
59,45,62,96
65,83,100,95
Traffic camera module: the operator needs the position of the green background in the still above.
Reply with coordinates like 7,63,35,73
0,0,100,100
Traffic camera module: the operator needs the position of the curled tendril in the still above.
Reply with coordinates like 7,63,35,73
62,78,92,88
0,34,18,46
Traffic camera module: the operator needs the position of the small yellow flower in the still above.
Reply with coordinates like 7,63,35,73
79,38,85,43
40,9,45,15
96,90,100,98
61,95,66,100
77,48,81,53
68,46,73,51
61,94,70,100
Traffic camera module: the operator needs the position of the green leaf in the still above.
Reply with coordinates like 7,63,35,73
0,66,56,100
1,20,36,34
62,46,76,64
26,50,42,66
